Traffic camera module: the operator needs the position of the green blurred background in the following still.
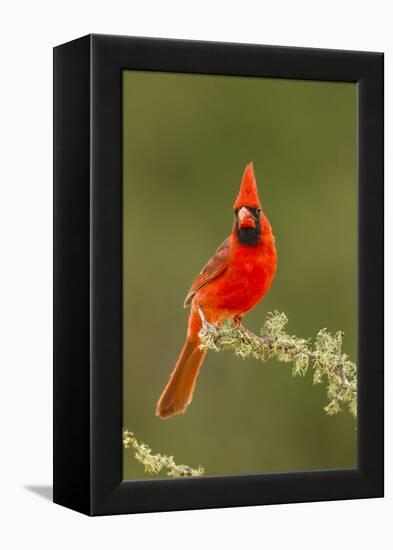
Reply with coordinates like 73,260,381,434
123,70,357,480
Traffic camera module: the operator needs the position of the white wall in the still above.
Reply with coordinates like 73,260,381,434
0,1,390,548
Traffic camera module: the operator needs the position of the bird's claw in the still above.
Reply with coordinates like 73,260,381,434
233,315,243,329
197,307,218,333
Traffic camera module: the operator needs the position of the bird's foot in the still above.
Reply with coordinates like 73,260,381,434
233,315,243,329
197,307,218,333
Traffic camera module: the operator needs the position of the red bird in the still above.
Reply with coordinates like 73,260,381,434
156,163,277,419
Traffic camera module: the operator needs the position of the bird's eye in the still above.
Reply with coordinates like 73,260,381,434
257,208,261,214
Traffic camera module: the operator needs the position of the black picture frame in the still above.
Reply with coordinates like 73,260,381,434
53,34,384,516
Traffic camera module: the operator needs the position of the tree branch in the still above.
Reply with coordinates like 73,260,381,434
123,429,204,477
198,310,357,417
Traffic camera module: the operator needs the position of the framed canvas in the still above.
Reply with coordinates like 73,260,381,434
53,34,384,516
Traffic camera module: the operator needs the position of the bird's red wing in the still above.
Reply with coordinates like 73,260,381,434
184,237,230,307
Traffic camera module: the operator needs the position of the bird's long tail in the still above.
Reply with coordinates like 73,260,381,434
156,308,206,419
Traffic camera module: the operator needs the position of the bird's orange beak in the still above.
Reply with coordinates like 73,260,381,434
237,206,256,229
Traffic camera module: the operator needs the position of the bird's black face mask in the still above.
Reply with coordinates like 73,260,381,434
234,207,262,247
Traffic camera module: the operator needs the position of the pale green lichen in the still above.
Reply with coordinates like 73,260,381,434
198,311,357,418
122,429,204,477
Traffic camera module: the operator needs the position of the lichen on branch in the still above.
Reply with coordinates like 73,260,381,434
198,310,357,417
123,429,204,477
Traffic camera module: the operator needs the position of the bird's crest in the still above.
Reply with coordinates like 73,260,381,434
233,162,261,209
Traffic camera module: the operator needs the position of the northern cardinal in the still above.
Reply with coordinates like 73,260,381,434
156,163,277,419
